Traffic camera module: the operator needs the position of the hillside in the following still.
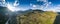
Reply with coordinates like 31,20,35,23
0,6,9,24
16,10,57,24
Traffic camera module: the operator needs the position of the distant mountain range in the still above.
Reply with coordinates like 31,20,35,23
0,6,60,24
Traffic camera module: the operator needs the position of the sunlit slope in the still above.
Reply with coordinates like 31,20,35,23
16,10,57,24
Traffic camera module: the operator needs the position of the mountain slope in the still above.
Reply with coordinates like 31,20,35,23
0,6,9,24
16,10,57,24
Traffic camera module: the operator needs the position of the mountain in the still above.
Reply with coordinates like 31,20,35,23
0,6,58,24
0,6,9,24
16,9,57,24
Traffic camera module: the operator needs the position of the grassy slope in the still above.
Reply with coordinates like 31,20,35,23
16,10,57,24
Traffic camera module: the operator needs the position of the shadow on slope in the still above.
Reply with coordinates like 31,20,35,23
54,12,60,24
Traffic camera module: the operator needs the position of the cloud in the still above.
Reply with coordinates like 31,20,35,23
42,4,60,12
0,0,5,4
13,0,19,7
30,0,50,9
3,0,5,4
30,0,60,12
0,0,60,12
7,3,20,12
3,0,5,1
6,0,29,12
0,0,6,7
37,0,48,2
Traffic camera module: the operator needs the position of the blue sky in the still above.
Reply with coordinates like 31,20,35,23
49,0,60,5
0,0,60,12
5,0,60,5
5,0,60,9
